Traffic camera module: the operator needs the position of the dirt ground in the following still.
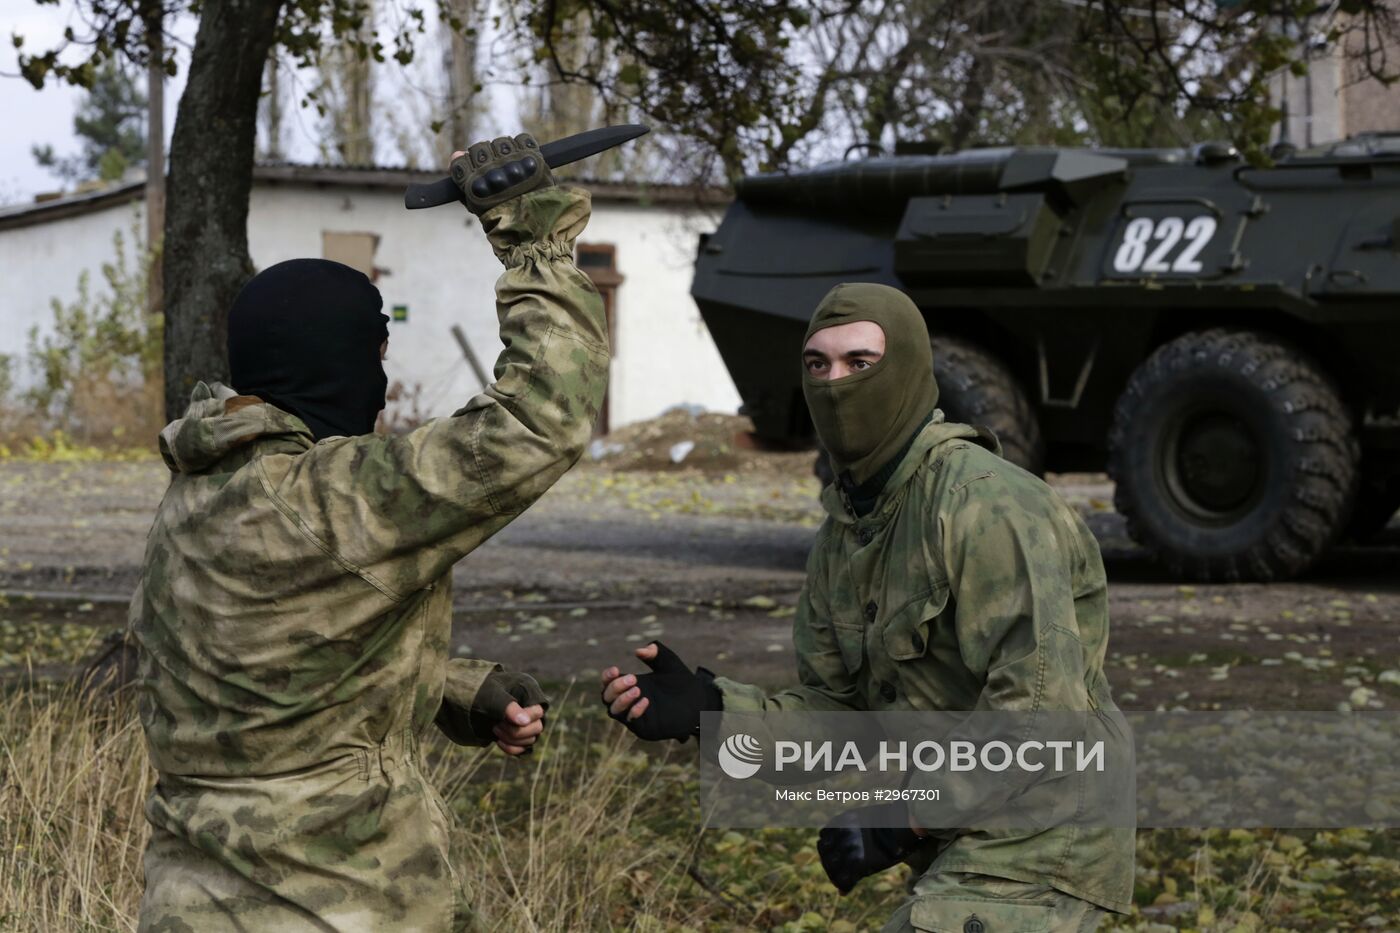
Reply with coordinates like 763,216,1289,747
2,411,1398,714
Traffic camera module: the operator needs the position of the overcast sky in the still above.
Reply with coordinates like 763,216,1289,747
1,0,190,205
1,0,519,207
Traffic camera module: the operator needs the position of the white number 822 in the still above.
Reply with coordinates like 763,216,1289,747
1112,215,1218,274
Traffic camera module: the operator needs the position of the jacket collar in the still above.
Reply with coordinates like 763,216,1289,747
818,411,1002,526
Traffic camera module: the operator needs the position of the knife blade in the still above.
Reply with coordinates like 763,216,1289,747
404,124,650,210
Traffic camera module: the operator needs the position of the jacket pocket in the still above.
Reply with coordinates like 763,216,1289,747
881,582,950,661
910,895,1054,932
831,620,866,675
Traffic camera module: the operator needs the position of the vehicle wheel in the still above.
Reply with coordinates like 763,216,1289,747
932,334,1045,474
1108,329,1358,582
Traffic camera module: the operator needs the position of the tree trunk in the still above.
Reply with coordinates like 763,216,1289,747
260,54,287,161
339,17,375,165
318,13,375,166
444,0,480,147
534,12,598,179
162,0,284,421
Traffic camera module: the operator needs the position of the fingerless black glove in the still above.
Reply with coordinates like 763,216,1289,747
817,803,930,895
606,641,722,743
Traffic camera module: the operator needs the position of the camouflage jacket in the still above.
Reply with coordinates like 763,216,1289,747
716,416,1134,914
130,187,608,932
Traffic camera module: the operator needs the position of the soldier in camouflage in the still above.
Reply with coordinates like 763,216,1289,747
602,283,1133,932
130,136,609,931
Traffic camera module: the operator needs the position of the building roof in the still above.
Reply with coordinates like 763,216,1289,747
0,163,729,232
0,179,147,230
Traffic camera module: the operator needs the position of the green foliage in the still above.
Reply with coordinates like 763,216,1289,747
14,0,1400,183
13,0,423,94
21,225,162,441
278,0,430,128
14,2,174,90
31,59,147,184
96,146,132,182
1075,0,1324,164
0,618,106,668
506,0,1400,177
517,0,810,177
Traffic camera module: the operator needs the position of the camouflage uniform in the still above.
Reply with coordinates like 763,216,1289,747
717,415,1134,931
130,187,608,932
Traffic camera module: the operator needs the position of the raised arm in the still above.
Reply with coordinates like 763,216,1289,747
255,184,609,601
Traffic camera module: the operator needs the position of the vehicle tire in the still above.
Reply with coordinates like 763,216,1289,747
932,334,1045,474
1107,329,1358,582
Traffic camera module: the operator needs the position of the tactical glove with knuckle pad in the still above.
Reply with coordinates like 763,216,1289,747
452,134,555,215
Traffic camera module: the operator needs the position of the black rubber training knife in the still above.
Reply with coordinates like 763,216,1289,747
404,124,650,210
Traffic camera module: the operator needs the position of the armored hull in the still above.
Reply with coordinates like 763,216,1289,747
693,137,1400,580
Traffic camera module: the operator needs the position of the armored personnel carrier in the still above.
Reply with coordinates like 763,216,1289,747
692,135,1400,581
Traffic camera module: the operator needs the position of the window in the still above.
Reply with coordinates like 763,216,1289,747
322,231,382,281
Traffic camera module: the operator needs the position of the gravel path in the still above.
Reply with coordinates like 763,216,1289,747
3,459,1398,710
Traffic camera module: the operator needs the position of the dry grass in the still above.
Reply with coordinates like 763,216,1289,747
0,678,153,931
0,372,163,462
45,373,164,452
2,677,1389,932
426,686,710,931
0,680,713,932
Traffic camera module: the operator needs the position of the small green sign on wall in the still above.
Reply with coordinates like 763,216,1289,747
392,304,408,323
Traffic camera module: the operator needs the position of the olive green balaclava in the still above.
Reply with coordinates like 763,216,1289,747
802,283,938,486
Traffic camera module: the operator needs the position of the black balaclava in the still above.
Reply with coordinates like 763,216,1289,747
227,259,390,441
802,283,939,490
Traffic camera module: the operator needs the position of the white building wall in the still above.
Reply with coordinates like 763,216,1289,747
247,185,508,424
2,182,740,429
581,201,741,426
0,196,146,367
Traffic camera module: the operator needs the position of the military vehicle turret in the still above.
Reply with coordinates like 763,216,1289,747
692,135,1400,581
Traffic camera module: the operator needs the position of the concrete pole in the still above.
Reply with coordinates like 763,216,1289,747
145,5,166,319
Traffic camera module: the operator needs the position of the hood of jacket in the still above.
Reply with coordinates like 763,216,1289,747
158,381,316,474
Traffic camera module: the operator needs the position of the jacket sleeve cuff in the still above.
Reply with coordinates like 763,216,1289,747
435,657,504,746
478,186,591,267
712,675,771,713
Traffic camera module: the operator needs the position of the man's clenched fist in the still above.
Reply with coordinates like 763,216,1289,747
451,134,554,215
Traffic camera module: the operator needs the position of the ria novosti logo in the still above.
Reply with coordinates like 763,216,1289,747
713,734,1108,780
718,733,764,779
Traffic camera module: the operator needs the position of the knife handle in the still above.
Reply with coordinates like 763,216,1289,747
404,177,464,210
